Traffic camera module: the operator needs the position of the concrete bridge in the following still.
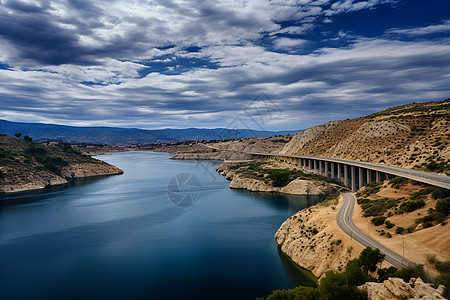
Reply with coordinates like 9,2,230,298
247,152,450,191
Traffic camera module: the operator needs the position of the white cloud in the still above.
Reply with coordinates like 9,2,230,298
387,20,450,36
273,37,307,50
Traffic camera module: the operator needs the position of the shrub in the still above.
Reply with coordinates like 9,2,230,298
435,197,450,216
267,170,292,187
377,266,398,282
411,187,435,200
400,199,425,212
389,176,408,188
23,135,33,142
25,144,47,155
423,221,433,228
432,188,450,200
44,164,61,175
395,226,405,234
23,158,31,164
396,264,426,282
260,286,320,300
372,216,386,226
385,220,395,229
319,270,367,300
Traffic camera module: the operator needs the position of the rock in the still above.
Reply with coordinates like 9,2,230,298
359,277,446,300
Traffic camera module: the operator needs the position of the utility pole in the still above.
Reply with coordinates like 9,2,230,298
403,237,405,257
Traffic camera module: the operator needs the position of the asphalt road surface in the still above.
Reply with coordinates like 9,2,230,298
337,193,414,268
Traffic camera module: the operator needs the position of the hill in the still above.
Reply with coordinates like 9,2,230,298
0,135,123,194
0,119,297,145
281,99,450,174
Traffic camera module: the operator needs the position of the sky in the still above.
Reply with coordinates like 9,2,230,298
0,0,449,131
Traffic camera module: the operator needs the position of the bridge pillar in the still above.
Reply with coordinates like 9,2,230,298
319,160,323,175
351,166,356,192
337,163,343,181
325,161,329,177
330,162,335,179
344,165,349,187
367,169,371,184
376,171,381,182
359,167,364,190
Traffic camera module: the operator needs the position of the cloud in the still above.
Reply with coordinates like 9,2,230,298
387,20,450,36
273,37,307,50
325,0,396,16
0,0,447,131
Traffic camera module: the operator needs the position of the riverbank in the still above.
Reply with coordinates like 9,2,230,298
216,160,345,197
0,135,124,194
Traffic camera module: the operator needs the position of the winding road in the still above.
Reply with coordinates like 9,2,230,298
337,193,413,269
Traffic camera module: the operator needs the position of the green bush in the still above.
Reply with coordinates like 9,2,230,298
361,198,400,217
395,226,405,234
377,266,398,282
25,144,47,155
371,216,386,226
35,156,68,166
44,164,61,175
268,170,292,187
435,197,450,216
411,187,435,200
258,286,319,300
432,188,450,200
400,199,425,212
385,220,395,229
389,176,408,189
319,270,367,300
423,221,433,228
396,264,426,282
23,158,31,164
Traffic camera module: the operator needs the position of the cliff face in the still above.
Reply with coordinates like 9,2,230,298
0,136,123,193
281,99,450,174
359,277,446,300
274,197,364,277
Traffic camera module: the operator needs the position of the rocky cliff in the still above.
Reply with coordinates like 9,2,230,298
274,196,365,277
359,277,446,300
0,135,123,193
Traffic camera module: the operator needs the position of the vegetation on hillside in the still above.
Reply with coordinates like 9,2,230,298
228,161,341,187
259,246,448,300
356,177,449,237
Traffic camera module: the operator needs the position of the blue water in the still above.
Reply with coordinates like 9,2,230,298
0,151,321,300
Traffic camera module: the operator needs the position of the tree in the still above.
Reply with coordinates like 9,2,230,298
358,247,385,272
319,270,366,300
345,259,369,286
14,132,21,138
23,135,33,142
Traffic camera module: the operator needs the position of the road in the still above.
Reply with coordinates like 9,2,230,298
337,193,413,269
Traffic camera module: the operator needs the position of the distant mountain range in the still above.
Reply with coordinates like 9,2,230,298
0,119,299,145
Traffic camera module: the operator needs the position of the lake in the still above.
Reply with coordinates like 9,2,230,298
0,151,322,300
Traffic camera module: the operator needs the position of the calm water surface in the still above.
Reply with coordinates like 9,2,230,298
0,151,321,300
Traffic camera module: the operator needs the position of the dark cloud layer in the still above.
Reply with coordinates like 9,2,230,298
0,0,449,130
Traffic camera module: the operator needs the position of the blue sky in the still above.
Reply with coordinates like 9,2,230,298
0,0,449,131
